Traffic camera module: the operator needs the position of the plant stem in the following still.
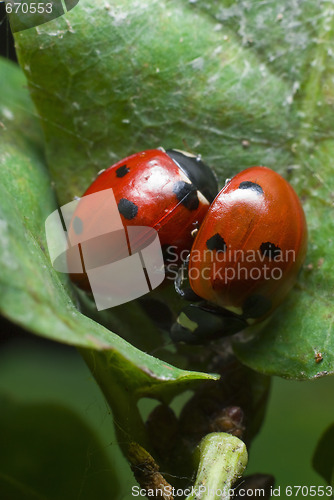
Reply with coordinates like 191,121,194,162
185,432,248,500
79,348,151,454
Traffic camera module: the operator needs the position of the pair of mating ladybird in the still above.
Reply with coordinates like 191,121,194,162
69,148,307,343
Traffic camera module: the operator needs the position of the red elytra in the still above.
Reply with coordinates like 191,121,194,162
67,148,218,290
188,166,308,323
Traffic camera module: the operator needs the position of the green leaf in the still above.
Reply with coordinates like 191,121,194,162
0,58,217,402
12,0,294,206
312,423,334,486
6,0,334,380
0,394,119,500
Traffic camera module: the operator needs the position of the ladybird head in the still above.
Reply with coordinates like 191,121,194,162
166,149,218,203
170,303,248,344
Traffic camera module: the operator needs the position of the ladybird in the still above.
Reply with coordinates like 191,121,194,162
171,166,308,343
68,148,218,290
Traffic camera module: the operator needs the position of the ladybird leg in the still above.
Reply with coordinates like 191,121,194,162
170,304,248,344
174,256,202,302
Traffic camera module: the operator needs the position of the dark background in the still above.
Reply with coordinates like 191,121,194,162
0,2,17,61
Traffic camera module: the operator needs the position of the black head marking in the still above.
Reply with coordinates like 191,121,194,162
242,294,272,319
118,198,138,220
72,216,83,235
116,164,129,178
170,304,247,343
260,242,281,260
206,233,227,252
238,181,264,195
166,149,218,203
173,181,199,211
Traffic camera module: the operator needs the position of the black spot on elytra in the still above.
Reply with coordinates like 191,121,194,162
116,164,129,178
243,294,272,319
72,216,83,234
173,181,199,211
206,233,227,252
239,181,264,195
260,242,281,260
118,198,138,220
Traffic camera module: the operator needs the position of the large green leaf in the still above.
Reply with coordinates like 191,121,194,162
0,58,217,401
6,0,334,379
13,0,294,205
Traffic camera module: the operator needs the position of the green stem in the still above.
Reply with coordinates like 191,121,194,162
79,348,151,455
80,348,179,496
185,432,248,500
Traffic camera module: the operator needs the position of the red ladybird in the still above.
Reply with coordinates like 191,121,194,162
68,148,218,290
172,166,308,343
